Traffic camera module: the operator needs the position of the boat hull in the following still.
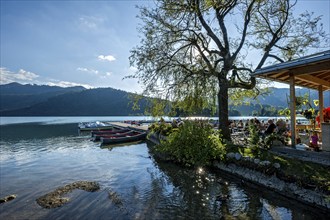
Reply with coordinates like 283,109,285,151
101,132,147,145
79,126,113,131
91,128,130,136
93,130,135,141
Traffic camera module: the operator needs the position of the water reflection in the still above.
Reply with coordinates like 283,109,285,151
0,122,79,141
148,144,328,219
0,122,328,219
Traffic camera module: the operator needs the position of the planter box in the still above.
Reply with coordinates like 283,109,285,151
321,123,330,152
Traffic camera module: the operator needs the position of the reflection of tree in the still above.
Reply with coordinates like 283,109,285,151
149,157,222,219
217,182,262,219
245,191,263,220
145,143,325,219
242,184,326,219
261,198,287,219
146,143,258,218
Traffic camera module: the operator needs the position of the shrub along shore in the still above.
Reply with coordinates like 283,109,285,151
147,120,330,212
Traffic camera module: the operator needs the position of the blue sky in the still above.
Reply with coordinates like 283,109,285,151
1,0,329,92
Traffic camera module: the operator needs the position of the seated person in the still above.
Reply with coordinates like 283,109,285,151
264,119,276,135
276,119,287,134
309,131,320,151
237,120,244,130
285,119,291,131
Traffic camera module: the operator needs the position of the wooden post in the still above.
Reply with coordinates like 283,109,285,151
319,85,324,123
289,73,296,147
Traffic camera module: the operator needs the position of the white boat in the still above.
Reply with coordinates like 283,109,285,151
78,121,113,131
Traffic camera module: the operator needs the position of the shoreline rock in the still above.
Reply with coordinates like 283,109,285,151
0,194,17,204
36,181,100,209
213,161,330,211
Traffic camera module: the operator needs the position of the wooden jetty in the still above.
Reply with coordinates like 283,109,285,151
110,122,149,133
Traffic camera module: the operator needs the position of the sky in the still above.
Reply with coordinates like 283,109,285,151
1,0,329,93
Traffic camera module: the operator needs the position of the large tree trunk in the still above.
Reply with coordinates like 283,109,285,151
218,83,231,141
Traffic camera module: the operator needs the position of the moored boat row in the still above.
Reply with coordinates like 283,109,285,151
79,121,148,145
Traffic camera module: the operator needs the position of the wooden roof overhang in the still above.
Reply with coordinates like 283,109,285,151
253,50,330,148
253,50,330,91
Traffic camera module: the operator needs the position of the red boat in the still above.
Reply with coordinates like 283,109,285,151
100,131,147,145
92,130,135,141
91,128,130,137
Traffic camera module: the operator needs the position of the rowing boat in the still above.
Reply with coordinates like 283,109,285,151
91,128,130,137
100,131,147,145
78,121,113,131
93,130,135,141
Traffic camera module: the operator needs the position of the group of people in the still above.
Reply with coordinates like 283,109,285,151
229,118,288,134
229,118,320,151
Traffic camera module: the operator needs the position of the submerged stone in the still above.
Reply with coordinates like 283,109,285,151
0,194,17,203
36,181,100,209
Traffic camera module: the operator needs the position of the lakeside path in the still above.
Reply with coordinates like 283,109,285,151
270,146,330,166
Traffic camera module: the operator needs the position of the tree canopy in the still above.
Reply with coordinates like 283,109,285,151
129,0,328,140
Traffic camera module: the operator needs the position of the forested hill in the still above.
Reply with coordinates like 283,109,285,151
231,87,330,116
0,83,329,116
0,82,85,95
0,82,85,112
257,87,330,107
0,83,146,116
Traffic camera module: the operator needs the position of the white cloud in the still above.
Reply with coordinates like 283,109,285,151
46,80,93,89
78,15,104,30
77,67,99,75
0,67,93,89
77,67,88,72
76,67,112,79
98,55,116,62
0,67,39,84
99,72,112,79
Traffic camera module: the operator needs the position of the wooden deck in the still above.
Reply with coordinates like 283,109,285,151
110,122,149,132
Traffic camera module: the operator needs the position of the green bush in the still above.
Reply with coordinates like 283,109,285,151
148,118,175,136
247,121,260,148
155,120,226,167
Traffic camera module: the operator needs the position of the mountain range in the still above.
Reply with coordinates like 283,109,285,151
0,83,146,116
0,82,329,116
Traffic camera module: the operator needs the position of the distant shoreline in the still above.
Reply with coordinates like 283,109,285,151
0,115,309,126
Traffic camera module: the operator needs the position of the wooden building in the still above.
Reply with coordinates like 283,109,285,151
253,50,330,150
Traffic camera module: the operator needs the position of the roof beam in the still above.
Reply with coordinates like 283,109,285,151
271,70,289,78
290,61,330,76
295,74,330,88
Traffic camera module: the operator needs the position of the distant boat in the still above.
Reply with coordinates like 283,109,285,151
93,130,135,141
100,131,147,145
123,120,142,126
78,121,113,131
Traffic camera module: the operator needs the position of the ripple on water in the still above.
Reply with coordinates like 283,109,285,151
1,122,329,219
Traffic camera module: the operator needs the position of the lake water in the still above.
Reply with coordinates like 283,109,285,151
0,117,326,219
